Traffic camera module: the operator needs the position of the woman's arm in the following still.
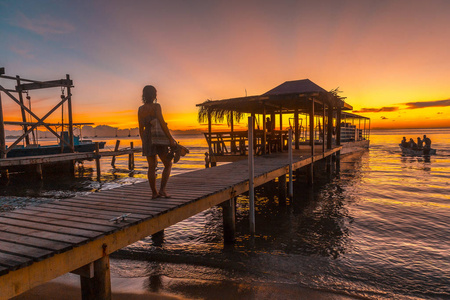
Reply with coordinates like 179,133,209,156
138,107,145,139
155,104,177,146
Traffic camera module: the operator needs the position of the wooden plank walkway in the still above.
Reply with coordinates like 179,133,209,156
0,146,340,299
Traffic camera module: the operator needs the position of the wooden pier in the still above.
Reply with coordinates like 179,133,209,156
0,144,142,181
0,146,341,299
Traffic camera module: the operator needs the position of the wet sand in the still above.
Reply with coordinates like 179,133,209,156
12,273,360,300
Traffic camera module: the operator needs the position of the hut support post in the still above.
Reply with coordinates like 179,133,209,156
308,98,315,185
294,108,299,149
67,75,74,152
279,105,283,151
111,140,120,167
80,255,112,300
336,107,342,174
288,128,293,199
230,111,235,153
327,106,333,150
278,174,286,205
322,103,325,154
95,142,101,181
208,112,216,167
262,105,266,154
128,142,134,170
248,116,255,234
222,197,236,243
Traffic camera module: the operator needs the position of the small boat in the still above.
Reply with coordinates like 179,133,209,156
399,144,436,156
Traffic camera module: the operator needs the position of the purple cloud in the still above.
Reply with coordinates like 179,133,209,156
14,12,75,36
404,99,450,109
353,106,399,113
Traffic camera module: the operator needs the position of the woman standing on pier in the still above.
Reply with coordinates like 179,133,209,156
138,85,177,198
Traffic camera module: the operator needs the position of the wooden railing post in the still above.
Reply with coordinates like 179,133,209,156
128,142,134,170
111,140,120,168
95,142,101,181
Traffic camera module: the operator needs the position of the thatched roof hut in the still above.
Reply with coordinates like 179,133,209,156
197,79,352,123
196,79,369,160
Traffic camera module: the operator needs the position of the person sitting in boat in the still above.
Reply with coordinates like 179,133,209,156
409,138,417,149
401,137,408,148
423,135,432,155
423,135,431,148
417,137,423,150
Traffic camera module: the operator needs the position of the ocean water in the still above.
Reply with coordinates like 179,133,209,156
1,128,449,299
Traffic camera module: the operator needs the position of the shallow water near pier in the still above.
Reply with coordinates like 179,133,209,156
2,128,450,299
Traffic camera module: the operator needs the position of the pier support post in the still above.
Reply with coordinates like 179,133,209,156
307,164,314,185
278,174,286,205
288,129,293,199
248,116,255,234
326,156,332,179
128,142,134,170
152,230,165,246
36,164,43,180
80,255,111,300
336,151,341,174
95,142,101,181
222,197,236,243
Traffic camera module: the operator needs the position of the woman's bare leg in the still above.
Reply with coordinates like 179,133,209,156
146,156,159,198
158,151,172,197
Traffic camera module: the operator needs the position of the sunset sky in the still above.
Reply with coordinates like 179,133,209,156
1,0,449,131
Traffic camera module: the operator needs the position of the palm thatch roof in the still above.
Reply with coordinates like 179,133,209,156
197,79,352,123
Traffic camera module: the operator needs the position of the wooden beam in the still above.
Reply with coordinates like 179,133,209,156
71,262,94,279
15,76,30,146
111,140,120,168
0,153,95,167
16,79,73,91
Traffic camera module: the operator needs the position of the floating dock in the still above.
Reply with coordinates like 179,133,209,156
0,146,341,299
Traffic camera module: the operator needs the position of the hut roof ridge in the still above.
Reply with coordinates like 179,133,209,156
263,79,327,96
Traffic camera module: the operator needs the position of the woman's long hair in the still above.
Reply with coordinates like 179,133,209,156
142,85,157,104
